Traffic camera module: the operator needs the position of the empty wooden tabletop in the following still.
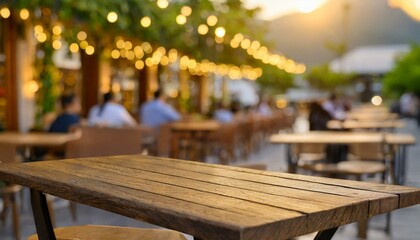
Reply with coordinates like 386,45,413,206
327,120,405,130
0,132,80,147
0,156,419,240
270,131,385,144
171,121,220,131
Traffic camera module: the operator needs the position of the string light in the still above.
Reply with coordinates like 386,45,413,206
140,16,151,28
85,46,95,55
69,43,79,53
157,0,169,9
77,31,87,41
52,25,62,35
19,8,30,20
207,15,218,26
176,14,187,25
181,6,192,16
0,7,10,19
197,24,209,35
107,12,118,23
215,27,226,38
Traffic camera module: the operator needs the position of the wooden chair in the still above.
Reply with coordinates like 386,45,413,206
27,225,187,240
66,126,143,158
208,123,237,164
0,143,22,240
295,143,326,165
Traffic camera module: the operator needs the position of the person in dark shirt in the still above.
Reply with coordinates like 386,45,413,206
49,93,81,133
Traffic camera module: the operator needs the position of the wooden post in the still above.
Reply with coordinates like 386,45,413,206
138,67,149,109
198,75,208,114
80,51,100,117
4,14,18,130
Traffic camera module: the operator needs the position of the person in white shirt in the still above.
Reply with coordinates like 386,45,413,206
88,92,137,128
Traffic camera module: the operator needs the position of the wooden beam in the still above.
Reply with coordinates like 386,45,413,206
4,15,18,130
80,52,100,117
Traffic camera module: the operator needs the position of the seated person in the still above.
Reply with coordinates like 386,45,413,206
214,102,234,123
140,90,181,128
88,92,137,128
34,93,81,160
49,93,81,133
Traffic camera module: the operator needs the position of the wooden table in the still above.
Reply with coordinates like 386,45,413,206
0,132,81,161
170,121,220,161
0,156,419,240
270,131,416,184
0,132,80,147
327,120,405,131
386,134,417,184
346,112,399,121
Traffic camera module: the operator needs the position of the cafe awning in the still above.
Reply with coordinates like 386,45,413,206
330,44,409,75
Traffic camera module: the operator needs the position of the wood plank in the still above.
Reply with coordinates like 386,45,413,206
166,159,417,212
270,132,384,144
0,163,306,240
135,156,399,217
61,159,369,232
0,156,418,240
0,132,80,146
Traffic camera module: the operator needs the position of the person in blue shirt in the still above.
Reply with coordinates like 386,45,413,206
214,102,234,123
49,93,81,133
140,90,181,128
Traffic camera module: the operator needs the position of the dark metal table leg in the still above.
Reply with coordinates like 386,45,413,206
314,227,339,240
30,189,56,240
400,145,407,185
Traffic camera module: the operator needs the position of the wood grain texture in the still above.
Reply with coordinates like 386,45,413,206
0,155,419,240
0,132,80,147
27,225,188,240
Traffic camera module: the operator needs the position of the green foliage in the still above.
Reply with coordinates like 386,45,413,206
305,64,354,91
257,65,294,94
383,44,420,98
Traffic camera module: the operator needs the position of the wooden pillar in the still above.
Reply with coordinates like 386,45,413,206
138,67,149,109
80,52,100,117
4,15,18,130
198,75,208,114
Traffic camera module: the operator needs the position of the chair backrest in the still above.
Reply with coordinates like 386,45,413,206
349,143,384,161
66,126,143,158
156,123,172,157
0,143,18,163
294,143,326,155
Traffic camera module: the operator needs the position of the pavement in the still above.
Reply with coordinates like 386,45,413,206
1,119,420,240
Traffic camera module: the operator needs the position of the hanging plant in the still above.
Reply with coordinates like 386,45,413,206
33,8,61,129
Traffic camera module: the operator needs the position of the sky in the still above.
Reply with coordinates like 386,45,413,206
243,0,330,20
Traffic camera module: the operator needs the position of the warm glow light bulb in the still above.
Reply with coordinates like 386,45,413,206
135,60,145,70
107,12,118,23
20,9,30,20
197,24,209,35
69,43,79,53
52,40,62,50
181,6,192,16
371,96,383,106
85,46,95,55
0,7,10,19
176,14,187,25
111,49,120,59
157,0,169,9
207,15,218,26
52,25,62,35
215,27,226,38
140,16,152,28
77,31,87,41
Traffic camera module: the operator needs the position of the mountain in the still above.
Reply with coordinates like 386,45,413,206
268,0,420,66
